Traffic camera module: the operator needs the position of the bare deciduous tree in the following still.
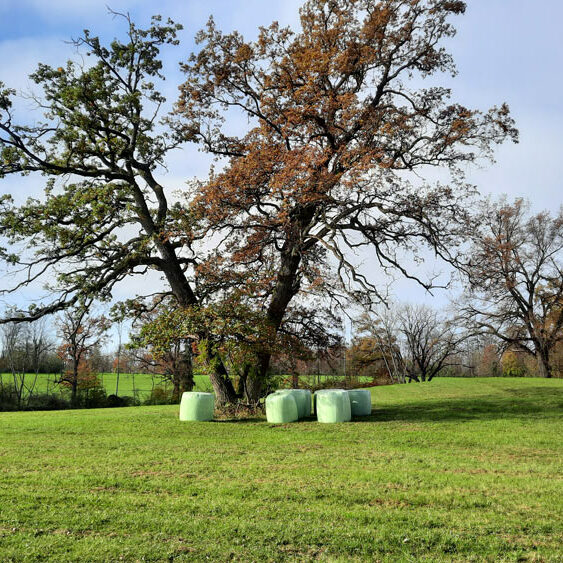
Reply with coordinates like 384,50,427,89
0,316,51,408
57,306,109,405
354,311,406,384
398,304,465,382
460,199,563,378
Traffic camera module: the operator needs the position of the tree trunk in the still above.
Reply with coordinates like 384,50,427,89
250,250,303,402
160,255,238,405
237,365,250,397
537,349,552,378
243,376,263,405
71,363,78,407
208,359,238,405
178,345,194,394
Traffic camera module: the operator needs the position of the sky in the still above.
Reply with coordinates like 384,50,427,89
0,0,562,340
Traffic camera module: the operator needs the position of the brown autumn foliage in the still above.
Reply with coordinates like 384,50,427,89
346,337,392,381
476,343,501,377
57,356,101,392
176,0,517,401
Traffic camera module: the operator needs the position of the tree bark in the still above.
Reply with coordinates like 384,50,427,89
160,255,237,404
243,376,263,405
71,362,78,407
537,349,552,378
249,248,303,402
209,361,238,404
178,345,195,395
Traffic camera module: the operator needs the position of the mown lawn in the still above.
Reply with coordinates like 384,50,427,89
0,378,561,561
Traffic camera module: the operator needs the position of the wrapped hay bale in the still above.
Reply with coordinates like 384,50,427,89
347,389,372,417
266,392,299,423
275,389,312,418
315,389,352,423
179,392,215,421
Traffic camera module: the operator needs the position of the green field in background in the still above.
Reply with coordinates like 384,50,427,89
0,372,213,400
0,372,369,401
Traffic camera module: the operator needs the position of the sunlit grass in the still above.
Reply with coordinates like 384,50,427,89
1,377,561,561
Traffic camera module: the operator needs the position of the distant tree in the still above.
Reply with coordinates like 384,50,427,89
56,306,109,405
461,199,563,378
113,319,124,396
0,316,51,408
126,297,196,399
475,342,502,378
177,0,517,400
346,336,391,382
500,349,528,378
354,311,406,384
26,318,53,399
398,304,466,382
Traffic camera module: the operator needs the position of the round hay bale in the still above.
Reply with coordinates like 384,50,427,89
315,389,351,423
347,389,372,416
179,392,215,422
275,389,312,418
266,392,299,423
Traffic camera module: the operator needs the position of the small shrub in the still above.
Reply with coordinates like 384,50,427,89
144,386,174,405
106,394,140,408
0,384,18,412
106,394,126,407
25,394,70,411
262,375,286,395
79,387,108,408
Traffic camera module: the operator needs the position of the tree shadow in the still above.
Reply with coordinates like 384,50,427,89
212,417,265,424
363,387,563,423
205,386,563,424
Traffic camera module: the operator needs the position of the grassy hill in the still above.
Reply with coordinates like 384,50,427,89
1,378,561,561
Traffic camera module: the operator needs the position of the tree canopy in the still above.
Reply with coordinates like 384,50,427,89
0,1,519,402
175,0,517,397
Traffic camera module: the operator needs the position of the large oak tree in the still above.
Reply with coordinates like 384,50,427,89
176,0,517,400
0,2,519,403
0,14,240,401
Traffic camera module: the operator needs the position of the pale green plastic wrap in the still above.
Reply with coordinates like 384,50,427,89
315,389,351,423
179,392,215,422
266,392,299,423
347,389,372,416
275,389,312,418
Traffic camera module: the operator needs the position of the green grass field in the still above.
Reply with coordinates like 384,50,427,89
1,378,561,561
0,373,214,401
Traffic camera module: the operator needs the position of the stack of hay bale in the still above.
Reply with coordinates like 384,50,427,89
265,388,372,423
265,389,312,423
178,387,372,424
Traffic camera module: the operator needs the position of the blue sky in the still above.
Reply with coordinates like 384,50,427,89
0,0,562,334
1,0,561,206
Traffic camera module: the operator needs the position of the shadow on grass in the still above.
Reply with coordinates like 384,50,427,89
212,386,563,424
213,417,265,424
365,387,563,423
